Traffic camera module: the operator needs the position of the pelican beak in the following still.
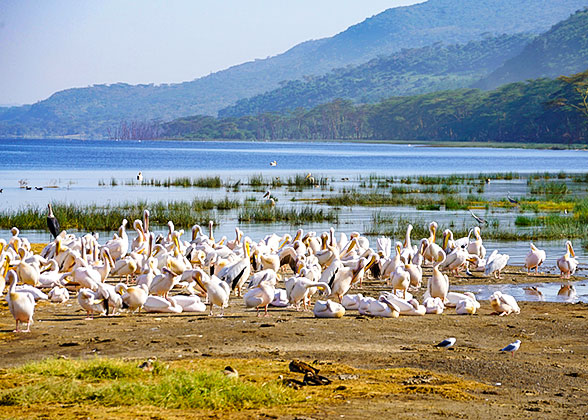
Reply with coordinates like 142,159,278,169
218,238,225,246
278,238,288,250
245,241,251,259
569,243,575,257
365,255,377,271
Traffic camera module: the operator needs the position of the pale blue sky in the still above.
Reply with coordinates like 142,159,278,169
0,0,420,105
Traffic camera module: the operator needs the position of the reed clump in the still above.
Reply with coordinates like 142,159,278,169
0,198,245,231
239,205,338,223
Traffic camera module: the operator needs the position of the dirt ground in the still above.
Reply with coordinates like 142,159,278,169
1,266,587,419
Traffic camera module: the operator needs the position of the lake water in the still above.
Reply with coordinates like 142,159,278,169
1,138,587,270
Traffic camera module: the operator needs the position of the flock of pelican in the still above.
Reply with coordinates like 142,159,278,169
0,212,581,333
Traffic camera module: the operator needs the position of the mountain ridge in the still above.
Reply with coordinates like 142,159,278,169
1,0,587,138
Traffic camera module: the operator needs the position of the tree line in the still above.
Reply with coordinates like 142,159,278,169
161,70,588,144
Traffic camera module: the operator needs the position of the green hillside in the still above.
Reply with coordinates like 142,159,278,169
161,70,588,144
219,34,532,118
478,8,588,89
1,0,586,138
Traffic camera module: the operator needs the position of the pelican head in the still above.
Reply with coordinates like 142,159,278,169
566,241,575,257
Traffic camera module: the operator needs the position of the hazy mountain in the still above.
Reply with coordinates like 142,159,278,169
477,8,588,89
219,33,533,118
1,0,586,138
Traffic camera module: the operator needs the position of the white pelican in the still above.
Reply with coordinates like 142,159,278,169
286,276,331,311
38,259,63,288
263,190,276,206
15,284,48,301
423,222,444,264
218,240,252,296
445,291,479,308
423,297,445,314
490,291,520,316
427,254,449,302
524,243,546,274
110,254,139,283
467,226,486,259
6,270,36,332
400,224,415,263
341,293,363,310
173,295,207,312
404,255,423,289
390,265,410,299
0,255,11,296
48,286,70,303
193,268,230,316
557,241,578,279
270,289,289,307
313,299,345,318
484,250,509,279
244,279,275,316
380,292,426,316
104,219,129,260
149,267,178,300
456,298,478,315
77,288,107,319
328,258,371,303
15,249,41,287
364,296,400,318
116,283,148,313
144,295,183,313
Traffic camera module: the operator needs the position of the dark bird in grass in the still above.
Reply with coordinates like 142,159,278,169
435,337,456,349
0,188,3,193
25,186,32,190
507,192,519,204
35,186,43,191
469,210,488,225
47,203,61,239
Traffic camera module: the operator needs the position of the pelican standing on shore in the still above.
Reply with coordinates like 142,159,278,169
6,270,36,332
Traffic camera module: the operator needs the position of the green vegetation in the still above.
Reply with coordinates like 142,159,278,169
478,9,588,89
162,70,588,144
0,199,242,231
220,34,532,117
239,205,338,224
0,358,298,410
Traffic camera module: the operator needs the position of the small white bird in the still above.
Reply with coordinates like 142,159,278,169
435,337,456,349
500,339,521,357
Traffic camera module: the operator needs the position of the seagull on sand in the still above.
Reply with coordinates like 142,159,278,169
500,340,521,357
435,337,456,349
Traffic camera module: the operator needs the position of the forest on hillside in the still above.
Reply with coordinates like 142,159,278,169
161,71,588,144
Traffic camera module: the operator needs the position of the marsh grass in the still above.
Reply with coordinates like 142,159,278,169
0,198,244,230
239,205,338,223
0,358,298,410
247,174,328,188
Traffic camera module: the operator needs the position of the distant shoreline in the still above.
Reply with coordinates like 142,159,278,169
3,136,586,151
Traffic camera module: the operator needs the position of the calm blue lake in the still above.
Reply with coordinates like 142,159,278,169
0,138,587,270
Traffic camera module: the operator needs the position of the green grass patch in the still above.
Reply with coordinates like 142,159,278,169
239,205,338,223
0,198,245,231
0,358,299,410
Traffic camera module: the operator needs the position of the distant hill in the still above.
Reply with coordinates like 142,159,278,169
1,0,587,138
219,33,533,118
478,8,588,89
161,70,588,144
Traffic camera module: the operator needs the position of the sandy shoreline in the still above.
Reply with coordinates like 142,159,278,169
1,265,587,419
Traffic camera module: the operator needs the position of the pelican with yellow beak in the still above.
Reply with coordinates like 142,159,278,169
6,270,36,332
217,240,252,296
524,243,546,274
557,241,578,279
